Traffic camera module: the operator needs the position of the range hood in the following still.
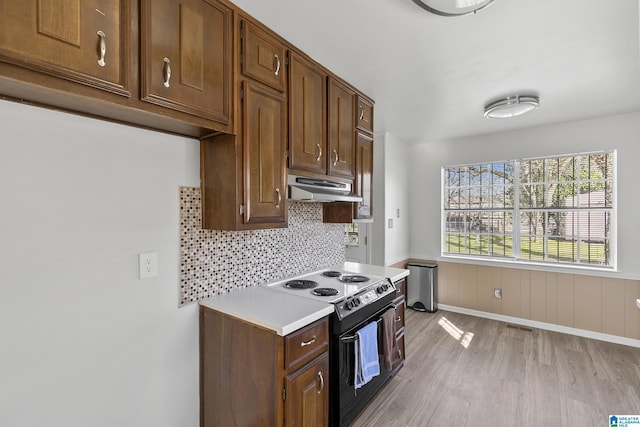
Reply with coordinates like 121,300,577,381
288,174,363,203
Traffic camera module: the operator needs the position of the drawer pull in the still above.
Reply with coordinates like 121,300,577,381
275,187,281,209
163,58,172,88
300,335,317,347
317,370,324,394
97,31,106,67
274,54,281,76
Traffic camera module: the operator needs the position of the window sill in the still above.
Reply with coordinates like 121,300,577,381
437,254,631,279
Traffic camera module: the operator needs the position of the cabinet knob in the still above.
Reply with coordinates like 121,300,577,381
317,370,324,394
274,54,281,76
163,58,172,88
97,31,106,67
315,143,322,162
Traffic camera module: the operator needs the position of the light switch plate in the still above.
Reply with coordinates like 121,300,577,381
139,252,158,279
388,218,393,228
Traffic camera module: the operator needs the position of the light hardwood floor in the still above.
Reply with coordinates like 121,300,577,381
352,309,640,427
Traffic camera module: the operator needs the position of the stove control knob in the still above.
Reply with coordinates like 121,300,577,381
345,300,354,310
354,298,361,306
376,284,388,294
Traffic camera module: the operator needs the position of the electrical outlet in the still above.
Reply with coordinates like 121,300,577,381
139,252,158,279
494,288,502,299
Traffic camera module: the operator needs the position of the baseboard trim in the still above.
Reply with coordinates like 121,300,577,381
438,304,640,348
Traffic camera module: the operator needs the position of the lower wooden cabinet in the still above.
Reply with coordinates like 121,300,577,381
200,307,329,427
284,353,329,427
392,278,407,372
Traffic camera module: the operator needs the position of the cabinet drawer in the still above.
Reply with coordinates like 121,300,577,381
241,20,286,92
395,278,406,299
356,96,374,133
393,298,405,335
285,317,329,371
396,334,405,364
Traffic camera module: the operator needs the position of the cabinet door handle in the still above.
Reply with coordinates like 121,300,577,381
359,107,365,121
163,58,172,88
396,316,402,322
97,31,106,67
315,144,322,162
274,54,281,76
300,335,316,347
317,370,324,394
332,149,339,166
275,187,282,209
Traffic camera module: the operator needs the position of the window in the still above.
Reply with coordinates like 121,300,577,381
443,150,615,268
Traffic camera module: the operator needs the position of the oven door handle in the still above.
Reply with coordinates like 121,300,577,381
340,317,386,343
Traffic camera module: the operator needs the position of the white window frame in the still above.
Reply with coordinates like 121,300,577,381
441,150,617,270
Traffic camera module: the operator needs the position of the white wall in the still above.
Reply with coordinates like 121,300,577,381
0,100,201,427
409,111,640,278
380,132,410,266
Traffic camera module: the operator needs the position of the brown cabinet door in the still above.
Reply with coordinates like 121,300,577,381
141,0,232,125
0,0,129,96
242,80,287,227
285,353,329,427
327,78,356,179
288,52,327,174
356,96,374,133
354,131,374,220
241,20,286,92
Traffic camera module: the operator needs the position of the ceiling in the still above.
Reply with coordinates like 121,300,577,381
231,0,640,144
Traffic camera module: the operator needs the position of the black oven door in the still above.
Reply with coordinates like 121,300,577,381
330,304,395,427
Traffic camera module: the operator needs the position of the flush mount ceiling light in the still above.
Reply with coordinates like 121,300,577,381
484,95,540,119
411,0,497,16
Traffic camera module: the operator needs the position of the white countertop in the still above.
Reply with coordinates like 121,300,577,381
199,262,410,336
333,262,410,283
200,286,334,336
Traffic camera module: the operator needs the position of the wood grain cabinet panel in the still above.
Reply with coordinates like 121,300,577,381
141,0,232,127
243,80,287,226
354,131,373,220
288,51,327,175
201,308,329,427
284,353,329,427
241,20,286,92
0,0,130,95
356,95,374,133
327,77,356,179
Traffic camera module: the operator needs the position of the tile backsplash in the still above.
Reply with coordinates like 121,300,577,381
179,187,346,305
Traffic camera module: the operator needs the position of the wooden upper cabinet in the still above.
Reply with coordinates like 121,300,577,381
141,0,232,127
242,80,287,227
327,77,356,179
288,51,327,175
357,95,374,134
354,131,374,220
0,0,130,96
241,20,286,93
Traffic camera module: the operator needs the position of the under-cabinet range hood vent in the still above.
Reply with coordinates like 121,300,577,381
288,174,362,203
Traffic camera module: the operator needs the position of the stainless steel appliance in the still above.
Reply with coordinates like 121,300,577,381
406,262,438,312
268,270,397,426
